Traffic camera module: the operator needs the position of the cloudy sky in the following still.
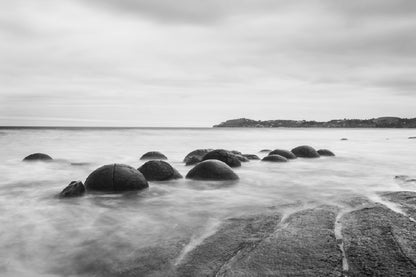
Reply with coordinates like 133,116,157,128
0,0,415,126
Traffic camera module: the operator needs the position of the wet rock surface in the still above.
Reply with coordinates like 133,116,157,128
138,160,182,181
85,164,149,192
317,149,335,156
242,154,260,160
186,160,239,181
23,153,53,161
140,151,168,160
261,154,288,162
176,206,342,277
59,181,85,198
341,204,416,276
183,149,212,165
202,149,241,168
268,149,297,159
291,145,320,158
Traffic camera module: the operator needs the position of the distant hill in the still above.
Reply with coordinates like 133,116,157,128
213,117,416,128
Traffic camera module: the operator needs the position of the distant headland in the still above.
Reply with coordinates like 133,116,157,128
214,117,416,128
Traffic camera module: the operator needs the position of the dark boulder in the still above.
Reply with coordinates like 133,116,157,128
340,138,348,141
262,154,288,162
183,149,212,165
235,154,249,162
202,149,241,168
231,150,242,155
85,164,148,192
138,160,182,181
291,145,320,158
268,149,297,159
259,149,272,153
23,153,53,161
59,181,85,198
317,149,335,156
242,154,260,160
185,156,202,166
186,160,239,181
140,151,167,160
409,136,416,139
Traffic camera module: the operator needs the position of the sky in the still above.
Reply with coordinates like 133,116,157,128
0,0,415,127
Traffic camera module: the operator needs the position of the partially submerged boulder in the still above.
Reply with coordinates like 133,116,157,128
183,149,212,165
59,181,85,198
235,154,249,162
85,164,148,192
138,160,182,181
259,149,272,153
23,153,53,162
140,151,167,160
317,149,335,156
242,154,260,160
262,154,288,162
291,145,320,158
202,149,241,168
268,149,297,159
186,160,239,181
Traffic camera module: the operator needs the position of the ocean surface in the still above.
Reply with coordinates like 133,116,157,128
0,127,415,276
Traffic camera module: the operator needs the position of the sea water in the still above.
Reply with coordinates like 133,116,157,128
0,128,415,276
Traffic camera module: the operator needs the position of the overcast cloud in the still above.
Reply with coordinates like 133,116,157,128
0,0,415,126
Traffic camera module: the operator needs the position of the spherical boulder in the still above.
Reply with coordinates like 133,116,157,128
317,149,335,156
85,164,148,192
186,160,239,181
138,160,182,181
202,149,241,168
268,149,297,159
235,154,249,162
183,149,212,165
140,151,167,160
262,155,288,162
242,154,260,160
59,181,85,198
291,145,320,158
23,153,53,162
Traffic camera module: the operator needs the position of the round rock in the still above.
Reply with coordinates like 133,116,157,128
291,145,320,158
262,154,288,162
140,151,167,160
242,154,260,160
59,181,85,198
138,160,182,181
23,153,53,162
183,149,212,164
268,149,297,159
235,154,249,162
85,164,148,192
202,149,241,168
317,149,335,156
186,160,239,181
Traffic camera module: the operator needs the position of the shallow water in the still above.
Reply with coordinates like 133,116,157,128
0,128,415,276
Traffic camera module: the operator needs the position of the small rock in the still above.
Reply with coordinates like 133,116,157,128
340,138,348,141
268,149,297,159
186,160,239,181
235,154,249,162
138,160,182,181
409,136,416,139
23,153,53,162
259,149,272,153
59,181,85,198
262,154,288,162
140,151,167,160
242,154,260,160
317,149,335,156
291,145,320,158
202,149,241,168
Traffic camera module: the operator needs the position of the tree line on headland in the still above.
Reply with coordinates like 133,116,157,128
214,117,416,128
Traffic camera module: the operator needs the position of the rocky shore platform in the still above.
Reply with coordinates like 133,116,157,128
68,191,416,277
